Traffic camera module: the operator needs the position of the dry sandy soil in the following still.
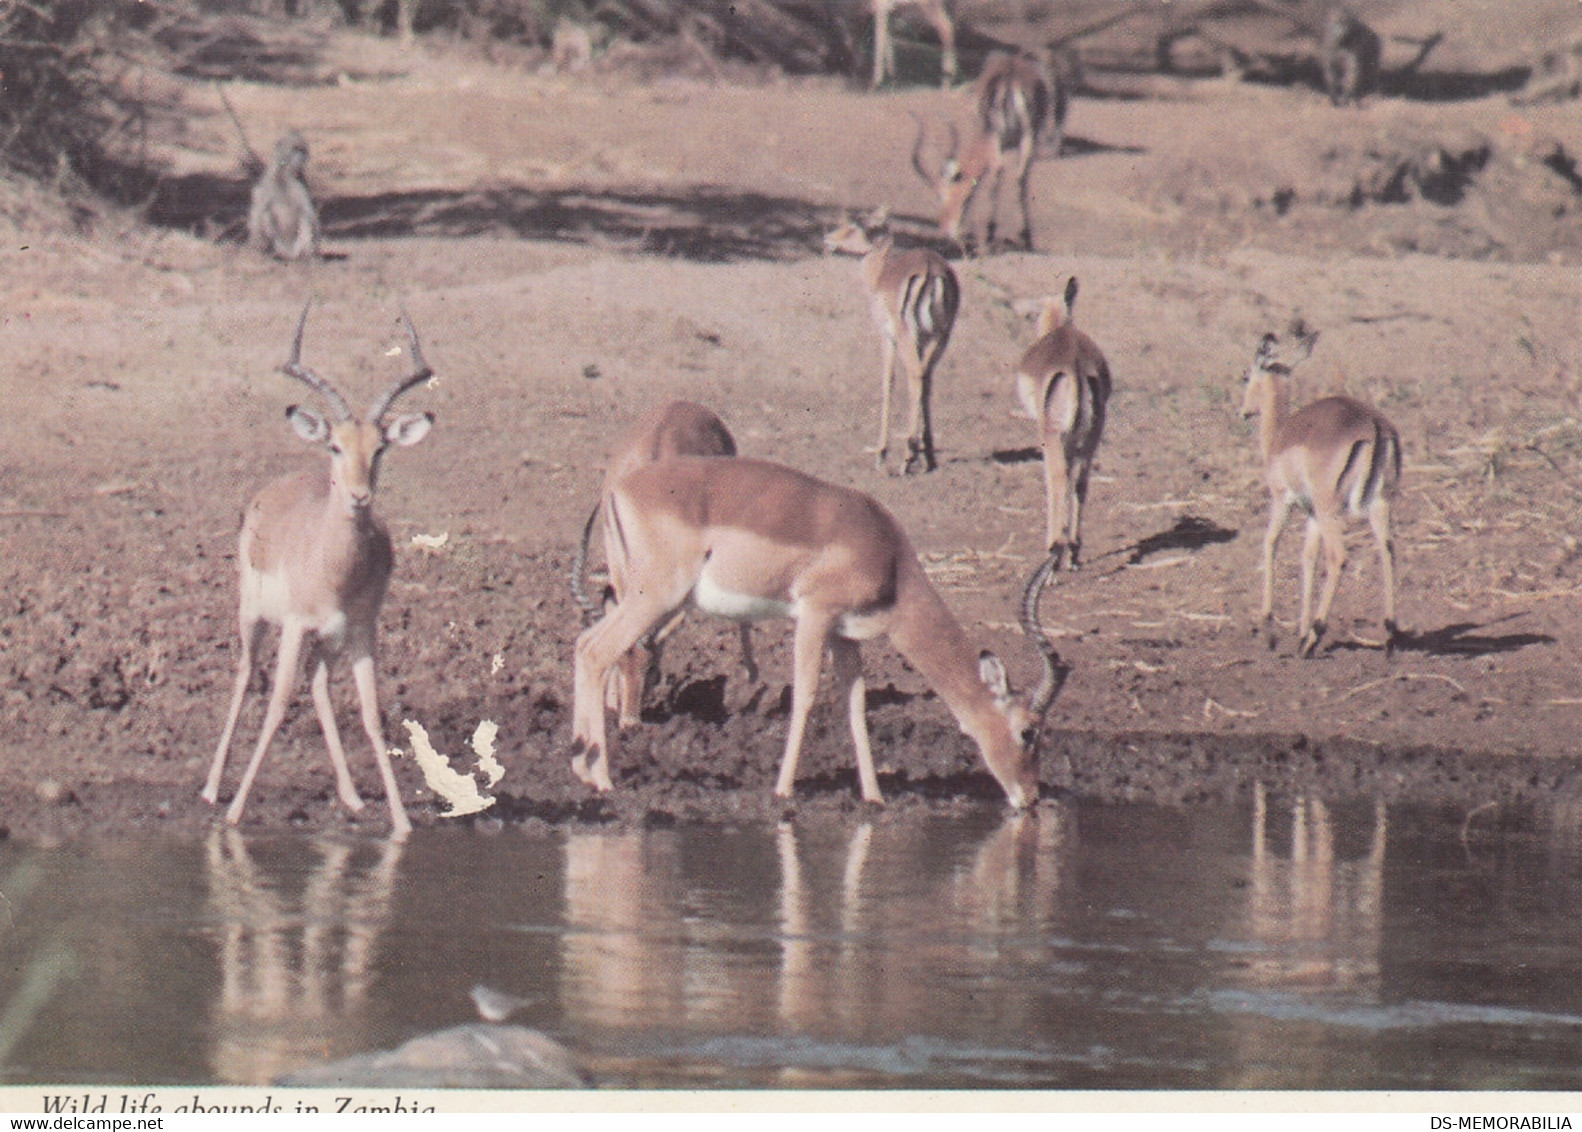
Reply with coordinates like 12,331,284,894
5,9,1582,841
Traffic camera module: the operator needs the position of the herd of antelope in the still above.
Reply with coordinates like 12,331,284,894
203,9,1402,838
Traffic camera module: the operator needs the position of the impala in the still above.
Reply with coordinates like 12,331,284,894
569,455,1067,808
203,302,436,837
910,50,1064,253
1014,276,1112,567
1239,329,1401,657
871,0,957,89
570,400,755,726
824,211,961,474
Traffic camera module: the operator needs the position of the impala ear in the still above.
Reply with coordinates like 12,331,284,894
1063,276,1079,312
979,650,1012,704
1255,333,1279,365
1291,329,1319,362
286,404,329,444
384,411,433,448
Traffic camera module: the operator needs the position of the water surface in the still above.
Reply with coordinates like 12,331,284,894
3,788,1581,1089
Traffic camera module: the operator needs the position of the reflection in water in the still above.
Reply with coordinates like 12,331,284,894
1243,784,1386,991
561,809,1070,1077
204,829,403,1085
560,831,687,1031
5,791,1582,1089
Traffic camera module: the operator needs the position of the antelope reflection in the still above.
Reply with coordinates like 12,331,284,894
204,828,403,1084
1242,783,1387,991
559,810,1068,1043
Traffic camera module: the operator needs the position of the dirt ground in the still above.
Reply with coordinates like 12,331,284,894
5,11,1582,842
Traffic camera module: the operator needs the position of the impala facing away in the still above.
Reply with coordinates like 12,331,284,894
871,0,957,89
1015,276,1112,567
570,400,755,726
825,211,961,474
911,50,1064,253
570,456,1067,808
203,302,436,838
1240,329,1401,657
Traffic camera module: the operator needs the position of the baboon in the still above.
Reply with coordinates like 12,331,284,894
247,131,321,261
1320,8,1381,107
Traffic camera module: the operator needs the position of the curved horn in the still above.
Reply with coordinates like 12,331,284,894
280,299,352,421
1020,551,1068,725
368,308,434,422
569,501,604,624
908,111,937,189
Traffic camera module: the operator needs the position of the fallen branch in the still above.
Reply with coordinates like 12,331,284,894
1338,672,1468,701
1203,696,1258,720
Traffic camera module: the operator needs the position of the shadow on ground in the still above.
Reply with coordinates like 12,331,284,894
141,175,848,262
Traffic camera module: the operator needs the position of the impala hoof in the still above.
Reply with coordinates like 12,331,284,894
569,740,596,785
1383,619,1400,659
1298,622,1326,658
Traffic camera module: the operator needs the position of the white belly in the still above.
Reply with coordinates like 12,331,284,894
693,573,792,622
241,567,348,642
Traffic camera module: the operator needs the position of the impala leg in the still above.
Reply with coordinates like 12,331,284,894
1016,150,1035,249
831,638,882,804
1304,515,1348,658
226,621,307,826
308,648,365,813
738,624,759,686
775,612,836,800
573,591,675,791
872,7,891,87
610,647,647,729
983,165,1005,250
1068,455,1091,570
1042,437,1072,559
1370,497,1399,653
1259,497,1292,646
350,653,411,839
933,8,957,86
874,332,898,469
901,348,934,475
205,616,264,804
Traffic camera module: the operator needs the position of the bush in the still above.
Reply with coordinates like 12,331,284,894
0,0,151,186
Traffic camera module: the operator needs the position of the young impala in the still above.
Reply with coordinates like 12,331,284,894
871,0,957,89
824,211,961,474
203,302,436,838
570,400,755,726
569,455,1067,808
1015,276,1112,567
910,50,1064,253
1240,329,1401,657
